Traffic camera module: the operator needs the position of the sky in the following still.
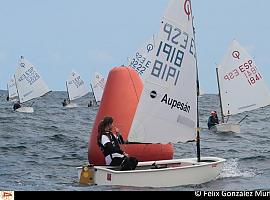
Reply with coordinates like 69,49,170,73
0,0,269,94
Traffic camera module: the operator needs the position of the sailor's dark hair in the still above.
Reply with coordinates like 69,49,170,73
102,116,113,127
97,116,114,146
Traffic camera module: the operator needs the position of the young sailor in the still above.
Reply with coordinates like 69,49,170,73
97,116,138,170
207,111,219,130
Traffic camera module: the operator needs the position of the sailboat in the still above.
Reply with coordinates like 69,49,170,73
64,71,89,108
77,0,225,187
214,40,270,133
14,56,51,113
90,72,105,106
7,77,19,102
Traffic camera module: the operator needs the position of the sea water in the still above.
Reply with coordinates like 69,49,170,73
0,90,269,191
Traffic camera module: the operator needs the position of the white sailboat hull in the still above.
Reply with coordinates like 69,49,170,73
212,123,240,133
9,98,19,102
77,157,225,188
15,107,34,113
64,102,78,108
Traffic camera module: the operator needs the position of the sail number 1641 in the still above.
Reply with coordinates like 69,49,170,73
223,60,262,86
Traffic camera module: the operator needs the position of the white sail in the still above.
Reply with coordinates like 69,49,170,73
7,77,18,101
14,57,50,103
217,40,270,116
91,72,105,104
128,0,197,144
66,71,89,101
128,35,156,82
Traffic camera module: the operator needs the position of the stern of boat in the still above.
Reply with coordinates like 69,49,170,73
16,107,34,113
213,123,240,133
77,164,95,185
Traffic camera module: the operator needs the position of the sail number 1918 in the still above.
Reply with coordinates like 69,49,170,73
223,59,262,86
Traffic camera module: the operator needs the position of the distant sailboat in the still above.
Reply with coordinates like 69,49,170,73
63,71,89,108
214,40,270,133
14,56,51,113
90,72,105,106
7,77,18,102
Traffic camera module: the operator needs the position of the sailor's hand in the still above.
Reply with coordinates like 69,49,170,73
123,152,129,157
115,127,120,133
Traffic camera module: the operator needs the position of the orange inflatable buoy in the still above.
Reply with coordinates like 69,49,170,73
88,66,173,165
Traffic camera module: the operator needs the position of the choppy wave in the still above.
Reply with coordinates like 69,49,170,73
0,91,270,190
220,158,258,178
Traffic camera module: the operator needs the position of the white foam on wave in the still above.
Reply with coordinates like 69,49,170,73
220,158,257,178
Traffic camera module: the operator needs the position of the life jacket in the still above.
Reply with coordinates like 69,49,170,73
97,132,123,158
13,103,21,111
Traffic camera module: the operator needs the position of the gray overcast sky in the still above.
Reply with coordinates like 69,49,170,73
0,0,269,93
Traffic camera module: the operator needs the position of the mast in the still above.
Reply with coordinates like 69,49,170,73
66,81,70,102
13,74,20,103
216,67,225,123
13,57,23,103
192,15,200,162
196,61,201,162
7,83,9,101
90,83,97,105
